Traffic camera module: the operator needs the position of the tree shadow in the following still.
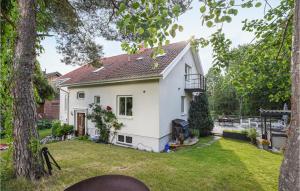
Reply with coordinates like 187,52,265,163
163,138,280,191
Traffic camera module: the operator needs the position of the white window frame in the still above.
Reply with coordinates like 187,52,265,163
185,64,192,81
94,96,100,104
77,91,85,99
117,134,133,144
64,94,68,111
117,96,133,117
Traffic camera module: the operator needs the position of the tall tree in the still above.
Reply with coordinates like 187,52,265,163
279,0,300,189
12,0,44,179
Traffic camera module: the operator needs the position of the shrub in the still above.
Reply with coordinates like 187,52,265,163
87,104,123,143
61,124,74,135
188,93,214,137
37,119,52,130
52,120,61,137
247,128,258,144
52,120,74,138
77,135,89,141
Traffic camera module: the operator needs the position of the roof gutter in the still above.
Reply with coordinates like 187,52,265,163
60,75,161,88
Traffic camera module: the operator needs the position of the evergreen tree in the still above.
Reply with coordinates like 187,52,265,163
188,93,213,137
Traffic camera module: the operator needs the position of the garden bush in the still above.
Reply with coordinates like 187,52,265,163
247,128,258,145
37,119,52,130
188,93,214,137
52,120,73,137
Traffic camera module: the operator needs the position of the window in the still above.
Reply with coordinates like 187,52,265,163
94,96,100,104
64,95,68,111
118,135,133,144
126,136,132,144
185,64,191,81
118,96,133,116
118,135,124,142
181,96,185,113
77,92,85,99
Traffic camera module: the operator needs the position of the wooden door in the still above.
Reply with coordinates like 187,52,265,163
77,113,85,136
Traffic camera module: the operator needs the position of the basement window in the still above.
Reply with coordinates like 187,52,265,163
118,135,133,144
118,135,124,142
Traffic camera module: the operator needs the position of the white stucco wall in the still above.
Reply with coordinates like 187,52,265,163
158,48,202,150
60,80,161,151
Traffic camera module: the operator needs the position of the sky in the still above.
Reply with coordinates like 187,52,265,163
38,0,277,75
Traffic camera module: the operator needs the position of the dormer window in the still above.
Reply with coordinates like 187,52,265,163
93,66,104,73
77,91,85,99
156,53,166,58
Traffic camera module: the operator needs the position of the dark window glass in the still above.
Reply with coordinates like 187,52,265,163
94,96,100,104
118,135,124,142
126,97,133,116
77,92,85,99
181,96,185,113
126,136,132,144
119,97,126,115
118,96,133,116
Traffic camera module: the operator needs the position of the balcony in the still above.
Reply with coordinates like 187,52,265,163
184,74,206,93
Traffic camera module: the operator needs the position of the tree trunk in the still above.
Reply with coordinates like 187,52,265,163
279,0,300,190
13,0,44,180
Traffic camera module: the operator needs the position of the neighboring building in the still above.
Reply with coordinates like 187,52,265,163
37,72,62,120
58,41,206,152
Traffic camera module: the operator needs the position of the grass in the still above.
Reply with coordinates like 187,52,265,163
0,129,52,144
0,137,282,191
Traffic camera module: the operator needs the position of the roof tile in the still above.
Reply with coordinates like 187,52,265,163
59,41,188,86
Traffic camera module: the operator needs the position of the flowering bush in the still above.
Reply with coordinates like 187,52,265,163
87,104,123,143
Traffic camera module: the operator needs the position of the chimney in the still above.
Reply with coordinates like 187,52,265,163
128,55,131,62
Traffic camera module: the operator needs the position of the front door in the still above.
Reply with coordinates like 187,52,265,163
77,113,85,136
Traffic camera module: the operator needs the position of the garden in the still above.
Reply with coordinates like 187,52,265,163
0,137,283,191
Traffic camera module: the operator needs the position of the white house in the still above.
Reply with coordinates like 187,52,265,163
58,41,205,152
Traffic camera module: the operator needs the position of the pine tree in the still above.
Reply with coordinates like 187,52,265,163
188,93,213,137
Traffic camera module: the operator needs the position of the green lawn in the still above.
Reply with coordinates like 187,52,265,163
0,128,52,144
0,137,283,191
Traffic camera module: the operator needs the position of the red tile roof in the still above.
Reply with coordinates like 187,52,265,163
59,41,188,86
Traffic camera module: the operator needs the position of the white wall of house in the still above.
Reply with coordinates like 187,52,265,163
60,80,162,151
158,48,202,150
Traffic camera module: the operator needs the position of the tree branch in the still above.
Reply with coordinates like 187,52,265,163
0,12,15,28
276,14,293,60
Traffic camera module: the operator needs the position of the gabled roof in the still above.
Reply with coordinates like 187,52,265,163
59,41,188,87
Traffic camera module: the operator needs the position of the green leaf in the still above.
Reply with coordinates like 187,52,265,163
200,6,206,13
206,21,213,27
178,25,183,32
118,3,126,14
255,2,262,7
132,2,140,9
137,27,144,35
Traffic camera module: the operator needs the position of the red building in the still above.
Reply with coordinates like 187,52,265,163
37,72,61,120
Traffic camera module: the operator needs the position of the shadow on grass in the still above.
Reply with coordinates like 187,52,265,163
151,140,265,191
1,138,281,191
